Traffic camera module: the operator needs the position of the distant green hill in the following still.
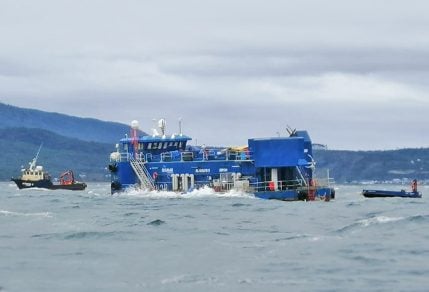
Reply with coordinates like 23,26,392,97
314,149,429,183
2,102,429,184
0,102,140,144
1,127,113,182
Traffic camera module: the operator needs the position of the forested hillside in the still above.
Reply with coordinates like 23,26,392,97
1,128,112,181
0,102,139,143
314,149,429,183
2,102,429,183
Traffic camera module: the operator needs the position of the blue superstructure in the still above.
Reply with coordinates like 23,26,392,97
109,120,334,201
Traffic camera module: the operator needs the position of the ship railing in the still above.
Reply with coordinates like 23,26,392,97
137,152,145,161
118,149,254,163
190,149,254,162
181,151,194,161
249,179,305,192
225,150,253,161
115,152,146,162
117,152,131,162
312,177,334,187
312,168,335,187
161,152,172,162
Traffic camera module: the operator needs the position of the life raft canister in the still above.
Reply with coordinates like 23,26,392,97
152,171,158,180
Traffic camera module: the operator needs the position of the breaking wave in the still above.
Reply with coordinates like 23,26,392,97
32,231,131,240
121,186,255,199
0,210,53,218
147,219,166,226
357,215,405,226
336,214,429,234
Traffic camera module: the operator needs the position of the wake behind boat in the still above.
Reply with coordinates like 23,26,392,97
11,145,87,191
362,179,422,198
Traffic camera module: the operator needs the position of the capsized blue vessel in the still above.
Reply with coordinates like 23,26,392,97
108,120,335,201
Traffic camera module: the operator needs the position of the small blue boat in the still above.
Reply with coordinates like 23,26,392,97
363,180,422,198
362,189,422,198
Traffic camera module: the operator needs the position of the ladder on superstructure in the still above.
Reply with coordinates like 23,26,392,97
129,157,156,190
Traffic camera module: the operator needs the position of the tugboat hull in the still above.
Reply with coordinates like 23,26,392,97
11,178,53,189
11,178,86,191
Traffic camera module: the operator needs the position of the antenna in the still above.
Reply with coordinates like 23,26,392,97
158,118,166,136
178,117,182,136
286,125,297,136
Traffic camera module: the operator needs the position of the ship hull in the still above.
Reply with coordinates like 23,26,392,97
11,178,86,191
255,187,335,201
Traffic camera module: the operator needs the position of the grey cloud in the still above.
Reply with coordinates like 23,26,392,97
1,0,429,150
154,48,429,80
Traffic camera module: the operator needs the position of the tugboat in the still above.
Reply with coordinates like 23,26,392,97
11,145,87,191
362,179,422,198
108,119,335,201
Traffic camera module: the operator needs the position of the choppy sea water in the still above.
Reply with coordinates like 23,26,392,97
1,182,428,292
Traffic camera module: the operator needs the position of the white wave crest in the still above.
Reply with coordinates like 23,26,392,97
0,210,53,218
121,186,255,199
358,216,404,227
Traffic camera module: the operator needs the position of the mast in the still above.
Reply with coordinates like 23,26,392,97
29,143,43,171
130,120,139,159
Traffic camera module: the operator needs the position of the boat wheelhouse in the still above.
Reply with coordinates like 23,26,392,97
109,120,334,201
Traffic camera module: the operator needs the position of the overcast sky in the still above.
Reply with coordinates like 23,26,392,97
1,0,428,150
